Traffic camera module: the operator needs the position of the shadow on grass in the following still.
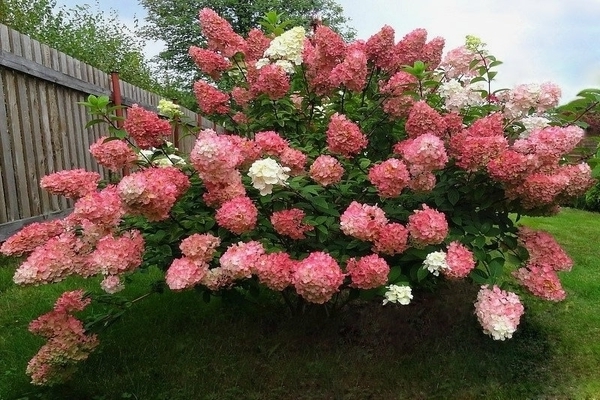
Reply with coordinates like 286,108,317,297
8,280,565,400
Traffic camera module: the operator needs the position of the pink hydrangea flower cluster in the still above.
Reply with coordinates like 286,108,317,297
293,251,345,304
303,25,347,95
395,133,448,175
372,222,409,256
329,47,368,92
165,257,208,290
40,169,100,199
440,45,480,78
231,86,254,108
89,230,144,277
309,155,345,186
198,8,246,58
346,254,390,289
365,25,396,70
326,113,368,158
518,227,573,271
474,285,524,340
70,185,124,233
188,46,231,79
513,263,566,301
441,241,476,279
499,82,562,118
379,71,417,119
512,125,584,165
340,201,388,242
407,204,449,246
193,80,230,115
251,131,307,174
244,28,271,61
249,63,290,100
404,101,447,139
117,167,190,221
368,158,410,197
0,219,64,256
179,233,221,262
100,275,124,294
270,208,314,239
219,241,265,280
123,104,171,149
215,196,258,234
89,136,137,171
26,290,99,385
254,251,297,291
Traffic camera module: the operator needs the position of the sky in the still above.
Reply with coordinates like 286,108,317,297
54,0,600,102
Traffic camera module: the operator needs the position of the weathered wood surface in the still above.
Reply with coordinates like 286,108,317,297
0,23,210,241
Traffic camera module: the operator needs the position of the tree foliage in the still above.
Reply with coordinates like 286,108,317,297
139,0,355,101
0,0,159,92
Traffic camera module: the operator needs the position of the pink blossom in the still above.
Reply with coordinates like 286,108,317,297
244,28,271,61
89,230,144,276
407,204,448,246
518,227,573,271
557,163,595,199
441,45,480,78
393,28,428,70
326,113,368,158
40,169,100,199
254,252,297,291
179,233,221,263
340,201,388,242
279,147,307,175
329,48,368,92
166,258,208,290
232,111,249,125
231,86,254,108
513,263,566,301
380,71,417,97
382,95,415,120
293,251,344,304
487,150,537,184
254,130,289,156
442,241,476,279
250,64,290,100
368,158,410,198
421,36,445,70
372,222,409,256
219,241,265,280
517,172,569,208
100,275,124,294
193,80,230,115
309,155,345,186
89,137,137,171
202,173,247,207
215,196,258,234
513,125,584,165
365,25,396,70
474,285,524,340
395,133,448,174
1,219,64,256
271,208,314,240
404,101,447,138
124,104,171,149
408,171,437,193
71,185,124,231
190,129,243,180
188,46,231,79
346,254,390,290
198,8,246,57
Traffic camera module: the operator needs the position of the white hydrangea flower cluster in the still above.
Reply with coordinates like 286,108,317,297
138,141,186,167
157,99,183,118
382,284,413,305
248,158,291,195
422,251,449,276
438,79,485,111
257,26,306,74
518,116,551,138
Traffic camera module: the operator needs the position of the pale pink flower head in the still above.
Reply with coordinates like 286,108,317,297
124,104,171,149
441,45,480,78
179,233,221,263
190,129,244,180
53,289,91,314
40,169,100,199
219,241,265,280
395,133,448,174
513,125,584,165
188,46,231,79
340,201,388,242
166,258,208,290
1,219,64,256
309,155,345,186
254,251,297,291
293,251,344,304
215,196,258,234
517,172,569,209
254,131,289,156
279,147,307,175
517,227,573,271
326,113,368,158
368,158,410,198
271,208,314,240
202,172,246,207
380,71,418,97
231,86,254,108
346,254,390,290
193,80,230,115
372,222,409,256
513,262,566,301
329,48,368,92
405,101,447,139
198,8,246,57
474,285,524,340
100,275,125,294
442,241,476,279
408,172,437,193
89,137,137,171
249,63,290,100
90,230,144,276
365,25,395,70
71,185,124,231
556,163,595,199
407,204,448,246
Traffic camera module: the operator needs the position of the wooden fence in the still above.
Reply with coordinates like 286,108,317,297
0,23,218,241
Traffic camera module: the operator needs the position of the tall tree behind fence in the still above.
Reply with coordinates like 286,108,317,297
0,23,215,241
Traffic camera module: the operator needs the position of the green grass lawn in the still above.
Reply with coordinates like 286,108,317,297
1,208,599,400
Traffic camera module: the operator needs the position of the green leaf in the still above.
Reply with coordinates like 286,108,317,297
470,268,489,284
416,267,429,282
447,189,460,206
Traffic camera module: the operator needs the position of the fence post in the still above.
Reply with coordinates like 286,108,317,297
110,71,129,175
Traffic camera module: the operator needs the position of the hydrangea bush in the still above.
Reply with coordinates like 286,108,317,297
2,8,597,385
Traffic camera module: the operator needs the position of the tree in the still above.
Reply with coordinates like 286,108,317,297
139,0,355,104
0,0,160,93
